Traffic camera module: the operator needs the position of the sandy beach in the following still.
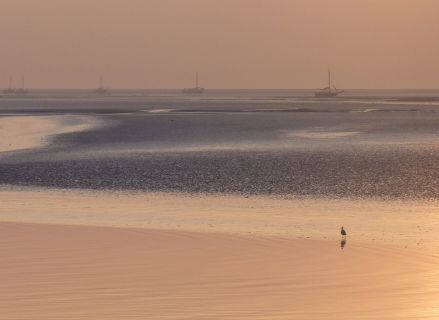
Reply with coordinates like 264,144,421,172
2,222,439,320
1,186,439,319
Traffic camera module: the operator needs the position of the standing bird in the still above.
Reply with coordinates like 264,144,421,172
341,226,347,239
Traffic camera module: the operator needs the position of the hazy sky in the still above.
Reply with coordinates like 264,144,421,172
1,0,438,89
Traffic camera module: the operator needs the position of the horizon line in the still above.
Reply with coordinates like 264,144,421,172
3,87,439,91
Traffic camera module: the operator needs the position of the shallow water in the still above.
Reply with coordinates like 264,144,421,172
2,91,439,199
2,187,439,252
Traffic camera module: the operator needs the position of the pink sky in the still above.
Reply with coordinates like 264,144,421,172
1,0,438,89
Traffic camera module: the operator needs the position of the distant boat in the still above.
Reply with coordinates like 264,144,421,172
93,75,110,95
182,72,205,94
3,75,28,95
15,75,29,95
315,70,343,98
3,76,16,95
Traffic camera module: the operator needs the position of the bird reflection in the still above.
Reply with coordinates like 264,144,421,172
340,239,347,250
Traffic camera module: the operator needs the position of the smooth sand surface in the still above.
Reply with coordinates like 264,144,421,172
0,115,96,153
1,222,439,320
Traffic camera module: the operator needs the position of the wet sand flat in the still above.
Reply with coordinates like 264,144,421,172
2,187,439,250
2,188,439,319
1,222,439,320
0,115,96,153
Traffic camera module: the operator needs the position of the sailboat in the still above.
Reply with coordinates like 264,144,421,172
3,75,28,95
315,70,343,97
15,75,29,95
94,75,110,95
3,76,15,95
182,72,205,94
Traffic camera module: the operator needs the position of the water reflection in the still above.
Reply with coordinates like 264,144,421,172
340,239,347,250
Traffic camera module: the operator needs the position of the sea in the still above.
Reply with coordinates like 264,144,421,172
1,89,439,200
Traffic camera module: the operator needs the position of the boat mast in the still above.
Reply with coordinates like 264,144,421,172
328,69,331,91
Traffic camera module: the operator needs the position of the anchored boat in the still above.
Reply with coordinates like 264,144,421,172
315,70,343,98
93,75,110,95
182,72,204,94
